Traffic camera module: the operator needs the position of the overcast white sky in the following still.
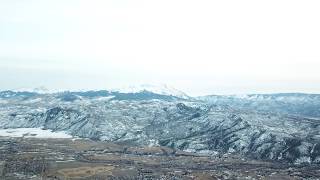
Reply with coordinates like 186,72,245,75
0,0,320,96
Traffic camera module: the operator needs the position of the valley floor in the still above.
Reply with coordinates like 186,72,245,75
0,137,319,180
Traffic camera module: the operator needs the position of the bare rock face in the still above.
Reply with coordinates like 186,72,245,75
0,91,320,164
0,161,4,176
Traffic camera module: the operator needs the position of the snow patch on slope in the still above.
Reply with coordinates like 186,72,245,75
0,128,73,139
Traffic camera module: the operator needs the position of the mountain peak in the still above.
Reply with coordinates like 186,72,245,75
112,84,189,99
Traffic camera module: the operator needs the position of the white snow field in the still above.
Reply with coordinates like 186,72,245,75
0,128,73,139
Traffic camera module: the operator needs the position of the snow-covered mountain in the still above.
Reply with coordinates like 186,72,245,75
4,84,190,99
112,84,190,99
10,86,52,94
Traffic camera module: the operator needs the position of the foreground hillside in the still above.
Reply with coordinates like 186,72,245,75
1,90,320,166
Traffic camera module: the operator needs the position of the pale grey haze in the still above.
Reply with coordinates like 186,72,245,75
0,0,320,96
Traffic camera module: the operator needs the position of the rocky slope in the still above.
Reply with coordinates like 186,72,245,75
0,90,320,164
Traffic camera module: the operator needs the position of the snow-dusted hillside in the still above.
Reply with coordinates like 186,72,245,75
1,90,320,164
198,93,320,118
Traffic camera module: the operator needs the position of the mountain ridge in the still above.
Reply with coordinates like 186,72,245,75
1,89,320,164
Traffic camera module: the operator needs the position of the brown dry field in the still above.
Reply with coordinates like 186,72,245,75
0,137,319,179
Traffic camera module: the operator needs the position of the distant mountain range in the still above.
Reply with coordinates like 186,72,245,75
6,84,190,99
198,93,320,118
2,86,320,118
1,86,320,164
